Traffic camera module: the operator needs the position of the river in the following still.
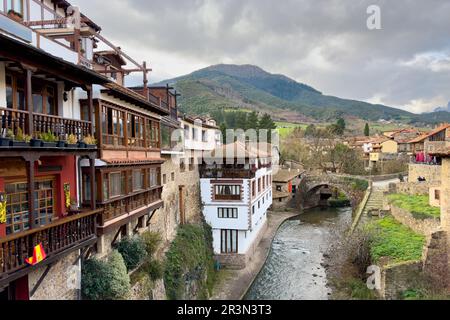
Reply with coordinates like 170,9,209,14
244,207,353,300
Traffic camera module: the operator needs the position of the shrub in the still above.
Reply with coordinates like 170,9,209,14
115,236,147,271
142,259,164,281
388,194,440,219
164,223,216,300
141,231,162,257
82,250,131,300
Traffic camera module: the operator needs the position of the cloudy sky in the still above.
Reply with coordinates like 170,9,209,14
73,0,450,114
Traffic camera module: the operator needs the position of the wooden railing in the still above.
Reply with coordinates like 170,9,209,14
101,187,163,225
214,194,242,201
200,168,256,179
0,107,92,141
0,209,100,278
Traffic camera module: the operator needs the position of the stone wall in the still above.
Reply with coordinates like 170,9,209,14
379,260,423,300
390,182,437,196
387,203,440,236
423,231,449,290
441,158,450,291
29,251,80,300
408,163,442,183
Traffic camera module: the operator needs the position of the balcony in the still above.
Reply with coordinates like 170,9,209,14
200,167,256,179
0,209,100,286
0,107,93,148
425,141,450,156
99,187,163,228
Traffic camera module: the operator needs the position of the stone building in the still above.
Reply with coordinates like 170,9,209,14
272,168,305,210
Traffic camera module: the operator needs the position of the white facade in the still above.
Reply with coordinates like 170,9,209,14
201,165,272,256
181,118,220,152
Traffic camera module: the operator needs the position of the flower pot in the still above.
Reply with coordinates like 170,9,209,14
86,144,96,149
0,138,12,147
30,139,43,147
42,142,57,148
56,141,66,148
12,141,29,147
8,12,23,23
67,144,78,149
78,142,87,149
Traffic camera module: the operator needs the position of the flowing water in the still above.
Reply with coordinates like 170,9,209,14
244,207,353,300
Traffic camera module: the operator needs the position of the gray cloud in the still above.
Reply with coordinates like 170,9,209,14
72,0,450,113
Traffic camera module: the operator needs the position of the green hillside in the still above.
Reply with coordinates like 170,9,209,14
156,64,450,125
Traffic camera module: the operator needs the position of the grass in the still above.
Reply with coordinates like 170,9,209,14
367,216,426,264
388,194,441,219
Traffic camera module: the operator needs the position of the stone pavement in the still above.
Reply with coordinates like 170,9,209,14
211,211,299,300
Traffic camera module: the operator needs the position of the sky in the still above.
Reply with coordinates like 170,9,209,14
72,0,450,114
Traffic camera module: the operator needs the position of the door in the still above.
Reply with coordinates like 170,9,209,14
179,186,185,225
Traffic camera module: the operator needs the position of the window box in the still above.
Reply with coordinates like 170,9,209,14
0,137,13,147
86,144,96,149
78,142,87,149
12,140,29,147
30,139,43,147
42,142,57,148
66,143,78,149
56,141,66,148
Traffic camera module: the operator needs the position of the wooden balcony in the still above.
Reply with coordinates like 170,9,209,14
0,209,101,287
0,107,92,142
214,194,242,201
425,141,450,156
99,187,163,230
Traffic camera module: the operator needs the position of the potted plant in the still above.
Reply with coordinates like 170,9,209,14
0,129,14,147
39,130,58,148
13,128,31,147
66,134,78,148
81,135,97,149
7,10,23,23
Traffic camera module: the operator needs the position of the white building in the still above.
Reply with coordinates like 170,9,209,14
199,141,273,269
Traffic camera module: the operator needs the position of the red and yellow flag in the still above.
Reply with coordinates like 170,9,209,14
25,243,47,266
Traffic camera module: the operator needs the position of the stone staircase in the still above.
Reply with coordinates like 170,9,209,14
362,188,386,216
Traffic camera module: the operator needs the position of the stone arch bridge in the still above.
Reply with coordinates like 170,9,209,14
296,173,370,210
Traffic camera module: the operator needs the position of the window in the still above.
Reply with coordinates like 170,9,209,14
258,178,261,193
32,83,57,115
215,185,241,200
5,73,26,111
6,0,24,15
192,128,199,141
149,168,160,187
263,177,266,190
128,114,145,147
82,173,91,204
435,190,441,201
276,186,282,192
252,205,255,215
180,158,186,172
132,170,145,192
102,105,125,146
218,208,238,219
258,201,260,209
221,230,238,254
171,172,175,181
163,174,167,184
4,179,55,235
103,172,126,200
202,130,208,142
189,157,195,171
184,125,190,140
252,181,256,197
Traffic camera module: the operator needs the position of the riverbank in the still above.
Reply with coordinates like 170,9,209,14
211,210,299,300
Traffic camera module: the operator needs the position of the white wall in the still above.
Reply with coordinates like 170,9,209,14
0,62,6,107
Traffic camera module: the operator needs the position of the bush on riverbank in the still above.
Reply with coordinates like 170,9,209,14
164,223,216,300
367,216,426,264
388,194,440,219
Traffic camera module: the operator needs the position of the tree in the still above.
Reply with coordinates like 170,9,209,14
259,114,276,130
305,124,317,137
364,123,370,137
337,118,346,131
246,111,259,130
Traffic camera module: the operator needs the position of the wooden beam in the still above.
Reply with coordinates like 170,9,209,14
25,68,34,138
29,264,53,298
89,158,96,210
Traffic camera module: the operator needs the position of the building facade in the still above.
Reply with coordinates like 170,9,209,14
199,141,273,269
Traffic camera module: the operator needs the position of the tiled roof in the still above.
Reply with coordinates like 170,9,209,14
408,124,450,143
102,158,165,165
273,191,291,199
273,169,305,183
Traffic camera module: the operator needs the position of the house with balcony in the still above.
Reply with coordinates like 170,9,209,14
407,124,450,183
200,141,273,269
0,18,111,299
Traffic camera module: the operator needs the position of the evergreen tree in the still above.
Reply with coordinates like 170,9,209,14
364,123,370,137
236,111,248,130
247,111,260,130
337,118,346,131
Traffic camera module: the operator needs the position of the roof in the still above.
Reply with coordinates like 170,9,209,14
52,0,102,32
408,124,450,143
102,83,170,116
95,51,127,66
181,115,219,129
205,141,274,159
101,158,165,166
273,169,304,183
0,33,110,86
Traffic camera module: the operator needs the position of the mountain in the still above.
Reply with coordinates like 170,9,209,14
156,64,449,124
434,102,450,113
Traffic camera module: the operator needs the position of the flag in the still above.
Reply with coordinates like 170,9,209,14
25,243,47,266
